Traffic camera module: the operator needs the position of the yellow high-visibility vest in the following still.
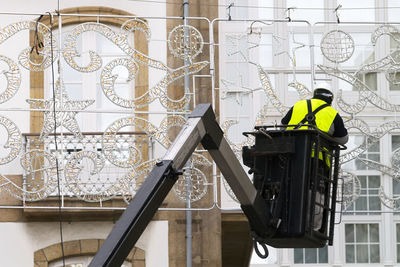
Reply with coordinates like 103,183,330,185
287,99,337,134
287,99,338,167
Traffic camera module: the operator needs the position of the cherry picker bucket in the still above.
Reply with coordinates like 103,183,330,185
242,126,345,248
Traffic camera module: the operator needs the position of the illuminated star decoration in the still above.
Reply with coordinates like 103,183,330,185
26,79,94,140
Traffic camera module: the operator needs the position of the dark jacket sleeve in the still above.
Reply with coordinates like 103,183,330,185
281,107,293,125
332,114,348,137
331,113,349,145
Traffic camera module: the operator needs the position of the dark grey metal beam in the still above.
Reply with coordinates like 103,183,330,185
89,103,265,266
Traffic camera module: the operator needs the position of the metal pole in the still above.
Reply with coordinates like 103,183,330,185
183,1,192,267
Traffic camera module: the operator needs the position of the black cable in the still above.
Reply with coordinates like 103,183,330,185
30,15,44,55
182,1,188,19
47,11,66,267
253,239,269,259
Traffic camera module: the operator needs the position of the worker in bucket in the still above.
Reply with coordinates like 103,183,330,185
281,82,348,232
281,82,348,145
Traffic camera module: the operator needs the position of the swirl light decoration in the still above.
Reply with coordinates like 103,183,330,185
391,147,400,168
0,115,22,165
120,159,155,204
288,81,312,100
379,189,400,210
221,119,254,159
254,105,270,126
0,55,20,104
0,21,57,71
340,170,361,209
0,150,58,201
222,177,239,203
357,25,400,85
102,116,161,168
357,49,400,74
63,22,167,71
318,65,400,113
340,120,400,164
0,19,211,203
100,113,211,203
64,22,208,111
358,158,400,210
64,150,124,202
340,118,373,164
26,79,94,140
121,18,151,42
100,58,149,108
371,25,400,46
257,64,289,114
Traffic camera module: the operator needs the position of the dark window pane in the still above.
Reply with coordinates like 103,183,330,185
389,73,400,90
370,244,380,263
356,224,368,242
370,189,379,194
397,224,400,242
369,176,380,188
368,141,379,152
361,189,367,195
318,246,328,263
393,180,400,195
355,159,366,170
392,136,400,151
365,72,377,91
346,244,355,263
294,248,303,264
355,197,367,211
356,244,369,263
305,248,317,263
370,224,379,242
397,244,400,263
345,202,354,213
369,197,381,211
368,154,379,162
359,176,367,187
345,224,355,242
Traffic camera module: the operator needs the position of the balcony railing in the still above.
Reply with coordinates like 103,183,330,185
19,131,152,204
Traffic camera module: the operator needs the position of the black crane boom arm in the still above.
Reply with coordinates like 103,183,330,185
89,103,270,267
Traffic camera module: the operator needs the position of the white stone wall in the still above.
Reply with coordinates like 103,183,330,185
0,220,169,267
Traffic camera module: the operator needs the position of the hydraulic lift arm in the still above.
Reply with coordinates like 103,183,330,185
89,103,271,267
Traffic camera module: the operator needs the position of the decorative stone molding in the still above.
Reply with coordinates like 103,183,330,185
33,239,145,267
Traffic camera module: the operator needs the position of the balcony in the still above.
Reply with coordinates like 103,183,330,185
0,131,152,221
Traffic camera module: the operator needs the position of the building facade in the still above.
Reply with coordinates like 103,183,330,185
0,0,399,267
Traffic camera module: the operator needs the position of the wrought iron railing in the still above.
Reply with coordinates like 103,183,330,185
19,131,152,204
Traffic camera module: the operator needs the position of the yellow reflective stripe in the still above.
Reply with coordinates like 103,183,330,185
311,147,331,168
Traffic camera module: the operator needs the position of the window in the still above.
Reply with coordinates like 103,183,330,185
342,135,380,171
355,72,377,91
259,33,273,68
388,0,400,22
294,246,328,264
345,223,380,263
340,33,375,69
389,33,400,91
397,224,400,262
392,135,400,204
337,0,375,22
45,25,133,133
344,175,381,215
257,0,273,19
